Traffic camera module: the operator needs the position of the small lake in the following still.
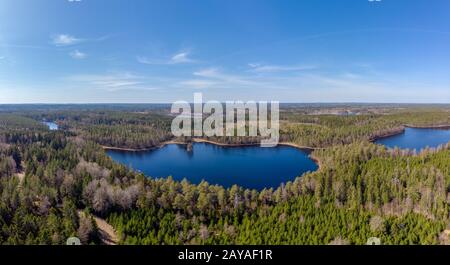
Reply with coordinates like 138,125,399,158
107,143,318,190
43,121,58,130
376,127,450,151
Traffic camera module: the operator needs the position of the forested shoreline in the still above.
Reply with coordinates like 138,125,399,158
43,108,450,151
0,106,449,245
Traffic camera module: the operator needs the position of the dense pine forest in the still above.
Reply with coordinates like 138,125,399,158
0,105,449,245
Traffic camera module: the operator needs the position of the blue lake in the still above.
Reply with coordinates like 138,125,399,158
107,143,318,190
43,121,58,130
376,127,450,151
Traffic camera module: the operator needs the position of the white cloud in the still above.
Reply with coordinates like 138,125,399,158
341,72,361,79
0,56,11,64
178,79,217,89
67,73,161,92
248,63,317,73
137,51,195,65
170,52,193,64
136,56,160,65
193,68,260,87
69,73,141,91
180,66,424,102
51,34,81,46
193,68,220,78
69,50,87,59
248,63,260,68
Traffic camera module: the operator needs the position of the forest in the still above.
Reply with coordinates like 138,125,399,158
0,105,449,245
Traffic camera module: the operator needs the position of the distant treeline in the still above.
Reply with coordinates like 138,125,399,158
12,107,450,150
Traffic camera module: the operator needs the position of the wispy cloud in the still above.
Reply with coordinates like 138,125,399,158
0,43,48,50
193,68,221,78
178,79,217,89
170,52,193,64
193,68,260,87
50,34,110,47
137,51,195,65
0,55,12,65
247,63,317,73
136,56,160,65
341,72,361,79
69,50,87,59
67,73,160,91
51,34,81,46
175,66,431,102
178,67,277,91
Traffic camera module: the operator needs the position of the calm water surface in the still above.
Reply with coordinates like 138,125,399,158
107,143,318,190
376,127,450,150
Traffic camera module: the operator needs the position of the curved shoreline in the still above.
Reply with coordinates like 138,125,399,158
102,123,450,152
191,138,319,151
308,154,322,171
102,123,449,175
370,124,450,142
102,138,319,152
101,139,187,152
102,139,323,171
404,124,450,129
369,127,406,142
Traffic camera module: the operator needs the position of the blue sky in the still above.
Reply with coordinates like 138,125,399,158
1,0,450,103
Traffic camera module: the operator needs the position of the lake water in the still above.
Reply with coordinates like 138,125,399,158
376,127,450,150
43,121,58,130
107,143,318,190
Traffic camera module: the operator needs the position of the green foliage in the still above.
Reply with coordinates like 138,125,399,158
0,107,449,245
281,110,450,148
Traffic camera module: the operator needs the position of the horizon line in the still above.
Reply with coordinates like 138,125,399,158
0,102,450,105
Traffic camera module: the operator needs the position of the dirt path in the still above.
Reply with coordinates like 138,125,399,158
15,163,26,187
15,172,25,184
77,210,119,245
440,229,450,245
93,215,119,245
